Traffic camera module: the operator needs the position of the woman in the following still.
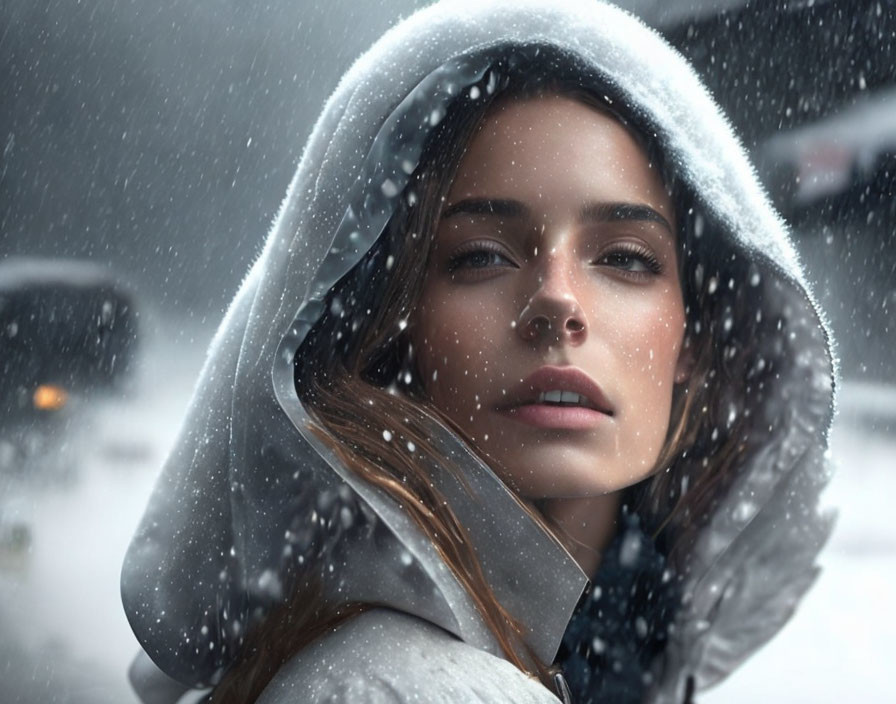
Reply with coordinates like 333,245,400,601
121,2,836,703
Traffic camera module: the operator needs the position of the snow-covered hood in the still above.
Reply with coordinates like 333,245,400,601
121,2,836,702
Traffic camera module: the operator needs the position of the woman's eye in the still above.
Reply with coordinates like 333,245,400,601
448,247,514,273
598,248,662,275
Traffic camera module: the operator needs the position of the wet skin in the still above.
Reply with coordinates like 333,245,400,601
412,95,690,570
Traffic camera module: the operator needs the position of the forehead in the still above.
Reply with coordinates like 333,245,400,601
446,93,672,218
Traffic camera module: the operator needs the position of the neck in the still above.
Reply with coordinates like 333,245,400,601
537,493,622,578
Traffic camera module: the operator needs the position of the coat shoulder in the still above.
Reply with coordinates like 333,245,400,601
256,607,560,704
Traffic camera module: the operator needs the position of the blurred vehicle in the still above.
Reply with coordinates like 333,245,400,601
758,87,896,220
0,257,139,480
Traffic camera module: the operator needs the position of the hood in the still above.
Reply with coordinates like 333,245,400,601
121,2,836,703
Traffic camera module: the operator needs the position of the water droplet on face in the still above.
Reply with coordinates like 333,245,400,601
382,429,393,442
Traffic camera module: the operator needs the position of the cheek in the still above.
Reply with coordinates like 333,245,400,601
597,289,685,395
596,291,685,472
413,287,510,406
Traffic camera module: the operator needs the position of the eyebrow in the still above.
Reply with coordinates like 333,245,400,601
441,197,673,234
441,198,527,219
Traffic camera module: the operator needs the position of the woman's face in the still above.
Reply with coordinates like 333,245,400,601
412,94,689,499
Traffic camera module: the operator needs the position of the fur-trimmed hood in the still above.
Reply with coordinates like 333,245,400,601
121,2,836,702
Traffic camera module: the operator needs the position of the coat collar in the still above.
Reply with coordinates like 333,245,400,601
299,409,590,666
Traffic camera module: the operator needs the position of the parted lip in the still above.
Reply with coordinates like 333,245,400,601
499,365,614,415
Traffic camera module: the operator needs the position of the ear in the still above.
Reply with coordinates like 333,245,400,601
674,336,696,385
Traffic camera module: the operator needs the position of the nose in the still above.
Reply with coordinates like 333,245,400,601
516,254,587,345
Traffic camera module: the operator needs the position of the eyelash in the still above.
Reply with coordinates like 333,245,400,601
446,241,663,278
595,243,663,277
446,241,514,274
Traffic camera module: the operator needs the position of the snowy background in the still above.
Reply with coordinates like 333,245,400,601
2,0,895,702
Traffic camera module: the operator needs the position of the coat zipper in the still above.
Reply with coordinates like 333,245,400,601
553,672,572,704
552,668,695,703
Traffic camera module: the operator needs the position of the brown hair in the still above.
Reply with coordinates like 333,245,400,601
209,59,764,702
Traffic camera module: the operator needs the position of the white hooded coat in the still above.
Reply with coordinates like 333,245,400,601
120,1,837,702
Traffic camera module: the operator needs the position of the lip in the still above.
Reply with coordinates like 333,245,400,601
498,365,613,429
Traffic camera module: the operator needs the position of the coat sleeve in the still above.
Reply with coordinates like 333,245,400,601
256,608,561,704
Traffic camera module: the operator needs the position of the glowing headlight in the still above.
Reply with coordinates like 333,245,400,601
32,384,68,411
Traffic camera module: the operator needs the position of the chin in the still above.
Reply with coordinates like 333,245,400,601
486,446,646,500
